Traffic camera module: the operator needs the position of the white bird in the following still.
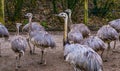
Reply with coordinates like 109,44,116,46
65,9,90,38
25,13,56,64
11,23,28,70
0,22,9,57
57,12,103,71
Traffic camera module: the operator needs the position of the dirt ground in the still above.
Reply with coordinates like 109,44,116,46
0,31,120,71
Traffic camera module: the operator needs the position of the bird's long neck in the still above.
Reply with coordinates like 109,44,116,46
16,26,20,35
63,16,69,46
69,12,73,26
28,17,32,33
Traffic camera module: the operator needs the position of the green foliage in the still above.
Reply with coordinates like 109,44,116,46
89,0,115,17
41,21,48,28
5,0,23,22
23,19,28,25
4,0,120,31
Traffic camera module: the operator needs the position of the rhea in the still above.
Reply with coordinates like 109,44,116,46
11,23,28,70
23,13,45,54
97,25,119,58
0,22,9,57
65,9,90,38
109,19,120,49
57,12,103,71
25,13,56,64
82,35,106,58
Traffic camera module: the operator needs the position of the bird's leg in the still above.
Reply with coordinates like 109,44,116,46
15,55,19,71
113,40,116,49
27,38,32,55
100,50,104,59
32,45,36,55
0,43,1,57
18,53,22,68
43,50,46,65
106,42,111,59
119,34,120,41
40,50,44,64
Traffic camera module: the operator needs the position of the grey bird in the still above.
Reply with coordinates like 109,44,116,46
11,23,28,70
97,25,119,58
68,27,83,43
22,22,45,32
25,13,56,64
57,12,103,71
0,22,9,57
82,36,106,57
23,13,45,54
65,9,90,38
109,19,120,49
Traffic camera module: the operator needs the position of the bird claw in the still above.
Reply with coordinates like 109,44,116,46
30,51,37,55
30,50,33,55
38,60,46,65
15,68,18,71
103,59,108,62
17,65,21,68
32,53,37,55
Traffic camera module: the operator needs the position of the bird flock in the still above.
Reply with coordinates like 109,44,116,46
0,9,119,71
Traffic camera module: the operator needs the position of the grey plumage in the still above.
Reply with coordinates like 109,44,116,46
97,25,119,42
109,19,120,32
109,19,120,49
71,23,90,38
0,23,9,57
11,23,28,70
11,36,28,53
30,31,56,48
22,22,45,32
68,28,83,43
57,12,103,71
82,36,106,57
65,9,90,38
25,13,56,64
23,13,45,54
64,44,103,71
0,23,9,38
97,25,119,58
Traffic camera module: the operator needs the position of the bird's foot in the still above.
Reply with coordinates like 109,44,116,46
38,60,46,65
17,65,21,68
32,52,37,55
30,51,37,55
15,68,18,71
30,50,33,55
103,59,108,62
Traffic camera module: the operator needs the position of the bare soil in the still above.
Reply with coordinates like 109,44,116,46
0,31,120,71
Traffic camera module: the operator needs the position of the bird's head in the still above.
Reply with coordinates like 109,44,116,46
56,12,68,19
16,23,22,29
25,13,33,18
65,9,72,14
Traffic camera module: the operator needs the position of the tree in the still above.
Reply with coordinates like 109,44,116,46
0,0,4,24
84,0,88,25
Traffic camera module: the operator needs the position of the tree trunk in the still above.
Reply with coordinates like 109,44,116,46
0,0,4,24
84,0,88,25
